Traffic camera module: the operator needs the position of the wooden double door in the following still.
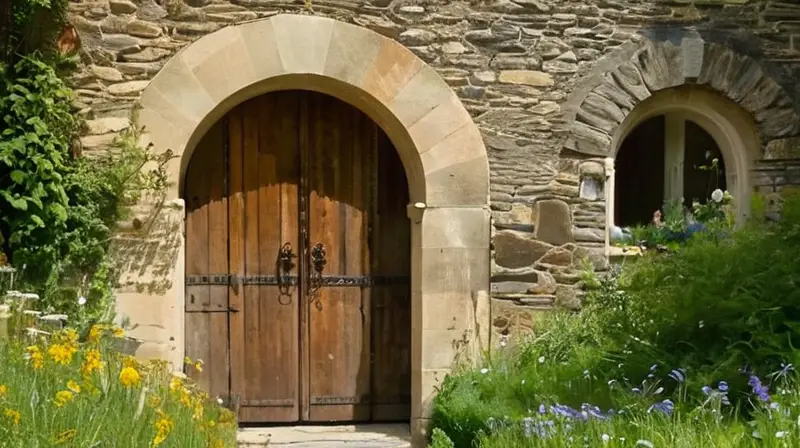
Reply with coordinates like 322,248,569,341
183,90,411,423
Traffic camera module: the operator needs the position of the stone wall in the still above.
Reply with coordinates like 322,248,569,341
67,0,800,342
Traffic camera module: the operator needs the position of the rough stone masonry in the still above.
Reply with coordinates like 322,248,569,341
67,0,800,341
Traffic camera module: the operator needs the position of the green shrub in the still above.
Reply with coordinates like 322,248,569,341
431,193,800,447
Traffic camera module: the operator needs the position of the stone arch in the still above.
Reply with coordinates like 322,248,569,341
565,39,800,158
134,14,491,441
564,37,800,241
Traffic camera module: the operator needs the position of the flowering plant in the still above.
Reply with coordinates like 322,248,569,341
0,322,236,447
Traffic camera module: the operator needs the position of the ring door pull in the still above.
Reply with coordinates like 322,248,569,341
277,243,297,298
309,243,327,310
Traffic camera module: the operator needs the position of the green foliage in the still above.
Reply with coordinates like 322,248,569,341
0,53,173,331
431,194,800,447
0,55,74,256
428,428,456,448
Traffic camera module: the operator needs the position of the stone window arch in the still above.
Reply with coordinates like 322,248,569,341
563,37,800,251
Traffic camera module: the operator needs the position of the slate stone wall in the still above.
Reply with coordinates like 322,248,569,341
67,0,800,340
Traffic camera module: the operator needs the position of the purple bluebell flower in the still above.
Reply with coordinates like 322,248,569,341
538,404,546,415
718,381,729,392
748,375,771,403
702,385,712,395
648,399,675,416
581,403,610,421
668,368,686,383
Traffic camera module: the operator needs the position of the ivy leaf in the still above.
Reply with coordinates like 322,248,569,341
10,170,26,184
30,215,45,228
49,203,68,222
1,192,28,211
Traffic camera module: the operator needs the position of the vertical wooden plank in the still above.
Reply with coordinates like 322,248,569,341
306,92,371,421
242,98,262,415
227,105,247,415
371,129,412,421
299,90,311,422
206,120,231,400
184,124,211,313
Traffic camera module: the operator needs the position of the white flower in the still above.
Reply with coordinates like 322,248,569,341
711,189,724,203
77,296,87,306
480,368,489,374
217,397,223,405
776,431,787,438
602,434,611,444
538,356,545,364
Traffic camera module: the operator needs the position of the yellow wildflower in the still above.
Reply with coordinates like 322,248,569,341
26,345,44,369
48,343,77,365
112,327,125,338
179,387,192,407
0,384,7,398
184,356,193,365
218,408,235,425
123,355,140,369
148,396,162,409
54,390,74,407
57,328,79,346
3,408,20,426
169,376,182,392
119,366,141,388
152,409,174,447
87,324,104,343
81,349,103,376
54,429,77,444
66,380,81,394
192,397,204,420
193,359,204,372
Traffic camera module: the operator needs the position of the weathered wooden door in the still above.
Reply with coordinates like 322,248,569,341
184,90,411,424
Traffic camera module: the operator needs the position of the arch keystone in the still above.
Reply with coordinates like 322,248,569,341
271,14,334,75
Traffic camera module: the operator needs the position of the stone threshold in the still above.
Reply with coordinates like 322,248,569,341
238,423,412,447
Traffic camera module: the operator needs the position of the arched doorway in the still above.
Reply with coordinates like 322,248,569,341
183,90,411,424
615,114,727,227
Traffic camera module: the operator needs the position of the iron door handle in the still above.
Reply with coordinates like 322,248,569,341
309,243,327,309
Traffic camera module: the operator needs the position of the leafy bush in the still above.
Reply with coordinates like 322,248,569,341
1,52,173,332
0,325,237,447
430,192,800,447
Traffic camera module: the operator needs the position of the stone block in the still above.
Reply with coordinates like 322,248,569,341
534,199,575,245
408,93,474,154
493,230,553,268
764,137,800,160
389,65,454,127
271,15,334,74
419,291,476,330
421,206,490,249
323,21,382,88
361,38,423,104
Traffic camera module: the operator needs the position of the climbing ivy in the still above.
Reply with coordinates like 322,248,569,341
0,0,173,331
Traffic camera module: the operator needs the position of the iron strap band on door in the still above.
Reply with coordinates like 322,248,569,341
185,274,410,287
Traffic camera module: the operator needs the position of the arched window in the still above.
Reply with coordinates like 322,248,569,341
614,115,727,227
605,87,760,248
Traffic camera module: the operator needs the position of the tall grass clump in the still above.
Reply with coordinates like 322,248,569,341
430,192,800,447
